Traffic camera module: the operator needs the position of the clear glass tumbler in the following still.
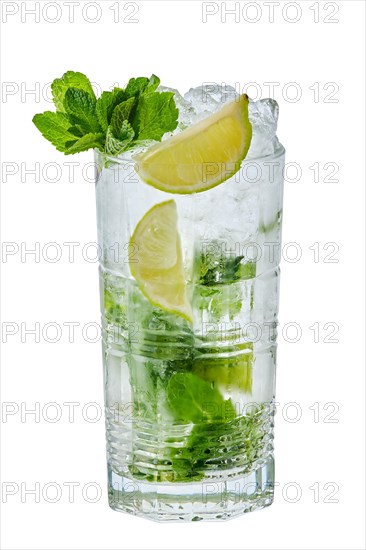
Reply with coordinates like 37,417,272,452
95,135,285,521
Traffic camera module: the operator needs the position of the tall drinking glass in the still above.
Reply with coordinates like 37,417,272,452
95,101,284,521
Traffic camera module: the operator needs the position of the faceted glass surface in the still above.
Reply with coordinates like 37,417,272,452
95,89,285,521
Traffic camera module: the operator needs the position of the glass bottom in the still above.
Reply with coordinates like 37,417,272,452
108,456,274,522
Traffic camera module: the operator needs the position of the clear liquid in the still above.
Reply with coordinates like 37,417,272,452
96,147,284,519
102,268,277,483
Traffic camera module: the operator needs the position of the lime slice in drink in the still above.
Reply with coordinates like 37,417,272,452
135,94,252,194
193,346,253,393
129,200,192,322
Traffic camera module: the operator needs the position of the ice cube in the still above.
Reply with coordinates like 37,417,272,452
183,86,282,159
184,84,281,159
247,98,281,159
184,83,239,119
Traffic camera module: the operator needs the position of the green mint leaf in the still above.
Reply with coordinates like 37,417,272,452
63,88,101,134
34,72,172,157
124,75,160,99
118,120,135,141
146,74,160,93
110,97,136,137
105,123,134,155
67,125,84,138
170,407,266,481
65,133,104,155
132,91,178,141
196,242,255,286
166,372,235,424
96,88,125,132
124,77,150,99
51,71,96,113
66,114,93,136
32,111,78,152
104,287,127,329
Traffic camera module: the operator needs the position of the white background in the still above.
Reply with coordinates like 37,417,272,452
1,1,365,549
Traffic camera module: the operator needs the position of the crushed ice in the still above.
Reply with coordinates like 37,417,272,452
160,83,282,158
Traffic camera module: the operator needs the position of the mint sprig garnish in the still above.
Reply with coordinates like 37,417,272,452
33,71,178,156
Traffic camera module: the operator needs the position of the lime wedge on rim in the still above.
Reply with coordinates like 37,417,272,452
129,200,192,322
135,94,252,194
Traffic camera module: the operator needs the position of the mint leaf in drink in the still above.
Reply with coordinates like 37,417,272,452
32,112,79,152
105,124,134,155
197,244,252,286
96,88,125,132
164,371,261,481
51,71,96,113
170,406,267,481
104,288,127,328
166,372,235,424
110,97,136,137
132,91,178,141
63,88,102,134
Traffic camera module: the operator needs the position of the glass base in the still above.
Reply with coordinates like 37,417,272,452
108,456,274,522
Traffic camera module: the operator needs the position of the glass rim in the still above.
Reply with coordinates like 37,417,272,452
93,144,285,168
